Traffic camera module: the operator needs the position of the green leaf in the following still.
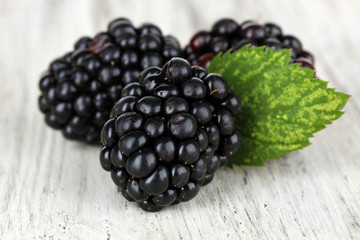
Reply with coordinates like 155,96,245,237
207,46,349,167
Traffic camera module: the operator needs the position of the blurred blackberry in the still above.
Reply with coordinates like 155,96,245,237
38,18,182,143
100,58,241,212
184,18,315,69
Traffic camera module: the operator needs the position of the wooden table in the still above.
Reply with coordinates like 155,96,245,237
1,0,359,239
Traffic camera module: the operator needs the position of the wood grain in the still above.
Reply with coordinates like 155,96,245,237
0,0,359,239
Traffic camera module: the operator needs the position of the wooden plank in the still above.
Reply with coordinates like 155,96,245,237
0,0,359,239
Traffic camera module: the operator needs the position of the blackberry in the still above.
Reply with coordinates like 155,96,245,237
184,18,315,69
99,58,241,212
38,18,182,143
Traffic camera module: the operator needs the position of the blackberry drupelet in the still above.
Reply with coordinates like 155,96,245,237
99,58,241,212
184,18,315,69
38,18,182,143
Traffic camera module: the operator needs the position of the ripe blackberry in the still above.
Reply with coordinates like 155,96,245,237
184,18,315,69
38,18,182,143
100,58,241,212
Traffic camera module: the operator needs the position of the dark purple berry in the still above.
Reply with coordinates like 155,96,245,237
220,91,241,115
74,94,94,118
126,147,157,178
207,154,221,174
218,131,241,157
219,156,229,167
139,24,162,37
52,102,73,124
140,165,169,195
164,97,189,115
110,145,127,169
138,35,162,52
152,189,177,206
68,116,90,135
190,158,207,181
212,18,238,37
141,74,164,93
111,169,129,189
155,137,176,163
189,31,212,54
115,112,144,137
213,109,235,136
138,200,164,212
112,96,138,118
209,37,229,54
178,140,200,165
264,38,283,51
164,58,192,84
202,174,215,186
191,101,213,124
101,119,117,147
176,182,200,202
153,84,180,99
100,146,113,171
140,52,163,69
184,18,314,72
232,39,257,51
182,77,207,99
194,129,208,152
204,73,229,101
118,130,149,156
191,66,207,79
168,113,197,139
139,66,161,79
242,24,266,41
121,188,135,202
127,178,148,201
282,35,302,54
122,82,144,98
94,112,109,127
264,23,283,38
99,57,241,212
39,96,49,113
205,122,220,148
143,117,165,138
296,57,315,70
171,164,190,188
300,50,315,64
121,69,140,85
136,96,162,116
39,18,182,143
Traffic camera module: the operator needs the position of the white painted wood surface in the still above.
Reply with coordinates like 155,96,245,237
0,0,359,239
